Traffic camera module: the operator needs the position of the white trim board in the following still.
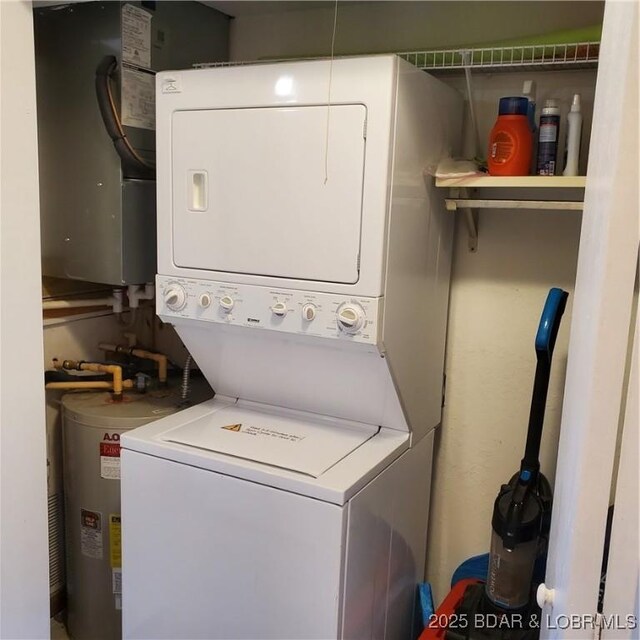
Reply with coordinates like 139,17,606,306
541,1,639,637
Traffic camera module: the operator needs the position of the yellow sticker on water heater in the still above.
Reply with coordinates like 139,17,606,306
109,514,122,569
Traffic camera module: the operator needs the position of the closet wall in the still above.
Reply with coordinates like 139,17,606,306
0,2,50,636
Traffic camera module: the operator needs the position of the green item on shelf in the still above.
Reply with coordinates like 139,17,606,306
483,25,602,49
412,25,601,67
256,24,602,66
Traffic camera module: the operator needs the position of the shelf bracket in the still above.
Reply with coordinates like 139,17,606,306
450,188,478,252
442,180,585,253
445,198,584,211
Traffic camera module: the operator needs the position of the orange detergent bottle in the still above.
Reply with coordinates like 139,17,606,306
488,97,533,176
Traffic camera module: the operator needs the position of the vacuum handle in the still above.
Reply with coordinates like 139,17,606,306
535,288,569,362
521,287,569,477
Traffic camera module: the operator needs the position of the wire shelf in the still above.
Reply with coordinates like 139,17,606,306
399,42,600,72
193,57,317,69
194,42,599,72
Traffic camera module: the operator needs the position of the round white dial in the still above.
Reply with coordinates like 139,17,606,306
302,303,317,322
336,303,365,333
164,284,187,311
219,295,234,313
199,293,212,309
271,302,287,317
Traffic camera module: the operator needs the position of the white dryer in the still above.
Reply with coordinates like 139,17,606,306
121,55,462,639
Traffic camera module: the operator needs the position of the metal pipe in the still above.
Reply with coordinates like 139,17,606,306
132,349,168,385
53,359,127,401
45,380,134,391
98,344,168,386
43,298,114,310
43,289,124,313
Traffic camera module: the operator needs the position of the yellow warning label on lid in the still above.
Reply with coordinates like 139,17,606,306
109,514,122,568
221,423,242,432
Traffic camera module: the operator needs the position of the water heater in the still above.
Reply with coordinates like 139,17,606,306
63,381,212,639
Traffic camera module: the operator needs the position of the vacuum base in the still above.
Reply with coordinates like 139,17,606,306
445,583,541,640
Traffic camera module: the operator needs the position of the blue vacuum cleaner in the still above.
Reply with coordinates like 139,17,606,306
445,287,569,640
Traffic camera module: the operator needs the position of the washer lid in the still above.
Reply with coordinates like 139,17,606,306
162,404,377,478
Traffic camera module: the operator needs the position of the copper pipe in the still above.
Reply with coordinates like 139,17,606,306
98,344,168,385
53,359,127,400
131,349,168,385
45,380,134,391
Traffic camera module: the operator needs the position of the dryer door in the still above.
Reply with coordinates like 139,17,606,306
171,105,367,284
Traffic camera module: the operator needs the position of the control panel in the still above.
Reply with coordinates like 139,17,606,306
157,275,382,345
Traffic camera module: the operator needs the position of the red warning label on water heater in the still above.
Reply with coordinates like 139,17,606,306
100,443,120,457
100,437,121,480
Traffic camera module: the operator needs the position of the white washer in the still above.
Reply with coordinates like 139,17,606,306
122,55,462,639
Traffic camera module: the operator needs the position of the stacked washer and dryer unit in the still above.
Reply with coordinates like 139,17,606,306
121,55,462,639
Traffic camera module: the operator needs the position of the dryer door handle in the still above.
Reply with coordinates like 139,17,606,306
188,171,208,212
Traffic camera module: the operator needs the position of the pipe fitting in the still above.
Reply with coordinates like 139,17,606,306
51,359,126,398
133,349,168,385
112,289,124,314
127,283,155,309
98,343,168,386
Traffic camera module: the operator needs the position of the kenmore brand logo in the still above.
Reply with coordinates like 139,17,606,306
247,318,260,323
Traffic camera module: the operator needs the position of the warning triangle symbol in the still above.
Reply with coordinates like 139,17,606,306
222,423,242,432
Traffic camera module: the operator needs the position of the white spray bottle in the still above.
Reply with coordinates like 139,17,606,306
523,81,537,172
563,94,583,176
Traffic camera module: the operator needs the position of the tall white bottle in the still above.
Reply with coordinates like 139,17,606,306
563,94,583,176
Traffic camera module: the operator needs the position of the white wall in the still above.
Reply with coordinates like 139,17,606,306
0,1,50,637
227,0,604,602
228,0,604,61
43,313,146,366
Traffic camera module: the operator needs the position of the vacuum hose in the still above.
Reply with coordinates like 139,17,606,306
95,56,155,180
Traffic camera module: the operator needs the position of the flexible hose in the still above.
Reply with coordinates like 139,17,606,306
181,355,192,402
95,56,155,179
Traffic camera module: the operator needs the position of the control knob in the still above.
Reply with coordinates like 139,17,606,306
164,284,187,311
199,293,212,309
271,302,287,317
336,303,365,333
219,295,234,313
302,303,317,321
